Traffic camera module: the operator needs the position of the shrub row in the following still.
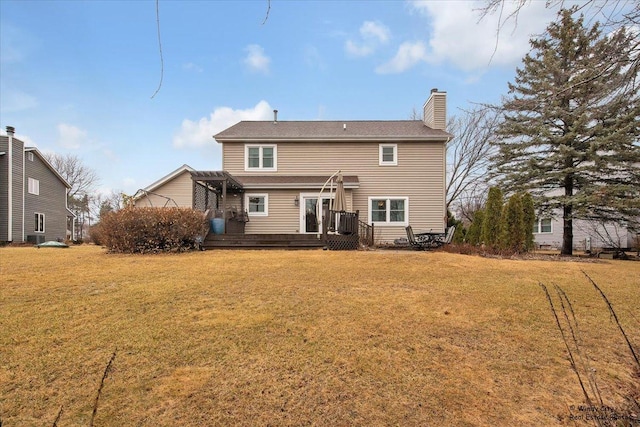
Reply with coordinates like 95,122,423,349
94,207,208,253
456,188,536,254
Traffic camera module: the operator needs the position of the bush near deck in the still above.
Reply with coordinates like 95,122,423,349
95,207,208,253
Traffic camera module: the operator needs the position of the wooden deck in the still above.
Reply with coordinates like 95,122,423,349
202,233,325,249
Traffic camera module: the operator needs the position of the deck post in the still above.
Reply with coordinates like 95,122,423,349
222,178,227,233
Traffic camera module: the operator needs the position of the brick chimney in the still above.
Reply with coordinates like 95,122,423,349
423,88,447,131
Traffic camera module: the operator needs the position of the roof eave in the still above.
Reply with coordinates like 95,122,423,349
215,135,451,143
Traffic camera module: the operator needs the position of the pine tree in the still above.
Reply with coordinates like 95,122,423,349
466,210,484,245
521,192,536,251
499,193,525,252
491,8,640,255
481,187,503,248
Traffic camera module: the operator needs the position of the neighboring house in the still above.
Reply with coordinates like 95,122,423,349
0,126,75,244
534,216,638,251
134,90,452,244
532,188,638,250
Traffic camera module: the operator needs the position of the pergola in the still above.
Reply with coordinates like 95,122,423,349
190,171,245,221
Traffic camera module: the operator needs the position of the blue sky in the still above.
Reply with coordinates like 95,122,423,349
1,0,564,196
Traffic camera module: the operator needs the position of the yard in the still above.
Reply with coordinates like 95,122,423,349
1,245,638,426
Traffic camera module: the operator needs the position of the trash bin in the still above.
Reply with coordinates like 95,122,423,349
211,218,225,235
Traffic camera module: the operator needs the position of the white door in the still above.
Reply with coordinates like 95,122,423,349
300,194,333,233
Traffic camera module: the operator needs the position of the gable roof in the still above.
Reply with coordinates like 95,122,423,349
24,147,72,189
215,120,453,142
133,164,195,200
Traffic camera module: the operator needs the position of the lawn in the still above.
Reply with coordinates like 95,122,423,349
1,245,638,426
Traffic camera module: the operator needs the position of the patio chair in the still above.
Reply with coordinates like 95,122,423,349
405,225,456,250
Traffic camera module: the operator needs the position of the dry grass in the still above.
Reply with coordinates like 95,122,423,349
1,245,638,426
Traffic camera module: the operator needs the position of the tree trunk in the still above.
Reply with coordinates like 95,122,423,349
562,205,573,255
562,170,574,255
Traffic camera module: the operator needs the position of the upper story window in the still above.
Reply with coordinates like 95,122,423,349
245,144,277,171
369,197,408,226
379,144,397,166
245,193,268,216
27,152,34,161
28,177,40,195
533,218,552,234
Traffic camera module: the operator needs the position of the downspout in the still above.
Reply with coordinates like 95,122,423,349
6,126,14,242
22,147,25,242
444,136,451,229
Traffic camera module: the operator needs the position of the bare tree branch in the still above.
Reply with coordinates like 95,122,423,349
150,0,164,99
446,106,500,211
262,0,271,25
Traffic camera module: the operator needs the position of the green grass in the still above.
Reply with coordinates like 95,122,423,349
1,245,638,426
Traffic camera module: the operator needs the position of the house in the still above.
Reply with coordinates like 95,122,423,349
134,90,452,245
534,216,638,251
133,164,196,208
0,126,74,244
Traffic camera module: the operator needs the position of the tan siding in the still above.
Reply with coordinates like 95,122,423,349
135,171,193,208
224,141,445,242
423,92,446,131
244,190,300,234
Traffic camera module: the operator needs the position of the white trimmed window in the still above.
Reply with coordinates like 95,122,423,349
27,152,34,161
533,218,552,234
28,177,40,195
369,197,408,226
246,194,268,216
245,145,277,171
379,144,397,166
35,213,45,233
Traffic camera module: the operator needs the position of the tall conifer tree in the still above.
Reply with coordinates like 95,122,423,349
491,8,640,255
481,187,503,247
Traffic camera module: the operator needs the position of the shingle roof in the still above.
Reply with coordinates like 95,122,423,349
214,120,452,142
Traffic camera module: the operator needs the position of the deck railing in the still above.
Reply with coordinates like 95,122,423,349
322,210,374,250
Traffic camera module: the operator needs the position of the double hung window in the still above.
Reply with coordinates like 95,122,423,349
245,145,277,171
369,197,408,226
533,218,552,233
246,194,268,216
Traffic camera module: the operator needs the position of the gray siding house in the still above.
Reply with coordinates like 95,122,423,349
134,90,452,244
534,215,638,251
0,127,74,244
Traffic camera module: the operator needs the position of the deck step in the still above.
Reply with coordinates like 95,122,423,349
202,233,324,250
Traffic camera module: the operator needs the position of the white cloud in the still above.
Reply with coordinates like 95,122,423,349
243,44,271,74
345,20,390,57
303,45,327,70
57,123,87,149
375,41,428,74
183,62,203,73
361,21,390,43
409,0,558,71
345,40,374,57
0,89,38,113
173,100,273,149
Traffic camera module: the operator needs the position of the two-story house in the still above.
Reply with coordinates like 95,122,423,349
134,90,452,245
0,126,74,244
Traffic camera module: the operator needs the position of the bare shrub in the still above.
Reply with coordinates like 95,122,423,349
98,206,208,253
